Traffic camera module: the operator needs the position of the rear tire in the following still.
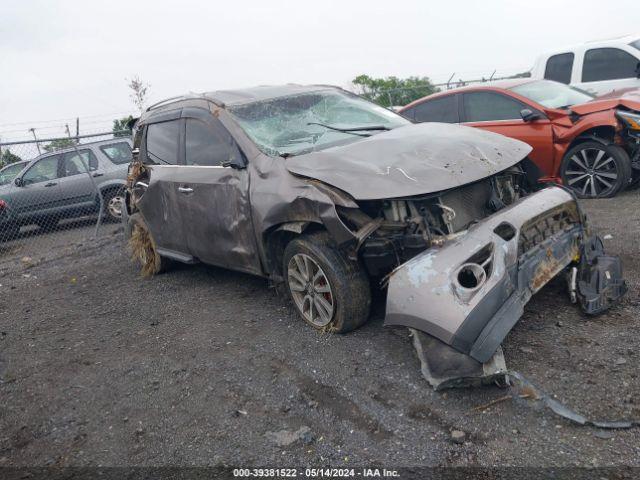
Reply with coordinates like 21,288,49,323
560,142,631,198
127,213,172,276
102,188,125,223
283,232,371,333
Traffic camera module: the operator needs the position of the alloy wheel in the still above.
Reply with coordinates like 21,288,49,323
564,147,619,198
287,253,335,327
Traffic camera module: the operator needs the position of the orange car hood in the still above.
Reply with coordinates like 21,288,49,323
569,89,640,116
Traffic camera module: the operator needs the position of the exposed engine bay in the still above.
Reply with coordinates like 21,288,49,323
339,166,526,278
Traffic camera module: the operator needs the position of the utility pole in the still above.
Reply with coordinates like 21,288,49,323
29,128,41,155
76,117,80,142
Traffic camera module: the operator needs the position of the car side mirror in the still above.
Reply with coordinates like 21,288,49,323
520,108,542,122
14,177,23,187
221,155,246,169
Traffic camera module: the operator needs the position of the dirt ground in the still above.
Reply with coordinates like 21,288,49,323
0,189,639,469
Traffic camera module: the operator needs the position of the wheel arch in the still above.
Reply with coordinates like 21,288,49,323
567,125,617,151
264,221,328,280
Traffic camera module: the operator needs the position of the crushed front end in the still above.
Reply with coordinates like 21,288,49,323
380,186,626,388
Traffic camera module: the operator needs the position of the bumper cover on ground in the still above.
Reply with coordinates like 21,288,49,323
385,187,626,368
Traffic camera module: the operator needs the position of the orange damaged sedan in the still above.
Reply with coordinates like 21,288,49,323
400,79,640,198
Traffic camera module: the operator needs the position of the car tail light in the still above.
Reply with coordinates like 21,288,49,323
0,199,6,210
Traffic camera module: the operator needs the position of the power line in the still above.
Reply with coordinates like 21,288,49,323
0,110,137,129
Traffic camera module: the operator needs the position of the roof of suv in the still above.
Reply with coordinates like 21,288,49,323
144,84,344,116
31,137,132,161
204,84,337,106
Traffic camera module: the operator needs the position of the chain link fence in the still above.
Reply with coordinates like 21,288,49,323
0,130,132,264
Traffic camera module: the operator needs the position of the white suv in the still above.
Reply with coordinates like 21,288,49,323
531,34,640,96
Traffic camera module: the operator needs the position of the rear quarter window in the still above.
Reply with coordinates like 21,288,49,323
100,142,132,165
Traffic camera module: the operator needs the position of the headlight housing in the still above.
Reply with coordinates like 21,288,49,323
615,109,640,131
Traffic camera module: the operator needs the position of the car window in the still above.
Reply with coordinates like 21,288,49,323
544,53,574,84
228,89,408,157
62,149,98,176
631,39,640,51
0,162,26,186
511,80,593,109
463,92,524,122
583,48,639,82
146,120,180,164
408,95,458,123
185,118,241,167
100,142,132,165
23,156,60,184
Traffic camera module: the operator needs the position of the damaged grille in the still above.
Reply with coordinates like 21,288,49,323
439,180,491,232
518,204,579,255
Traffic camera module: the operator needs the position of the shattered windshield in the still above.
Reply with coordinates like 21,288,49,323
228,89,409,156
510,80,594,109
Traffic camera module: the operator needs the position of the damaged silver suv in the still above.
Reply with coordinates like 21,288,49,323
124,85,626,384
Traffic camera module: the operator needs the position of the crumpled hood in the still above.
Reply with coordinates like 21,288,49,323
285,123,532,200
570,88,640,116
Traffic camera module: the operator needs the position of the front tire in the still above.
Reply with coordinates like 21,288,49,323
560,142,631,198
283,232,371,333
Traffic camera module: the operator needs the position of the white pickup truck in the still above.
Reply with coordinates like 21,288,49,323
531,34,640,96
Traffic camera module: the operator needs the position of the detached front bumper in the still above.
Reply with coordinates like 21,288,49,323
385,187,626,367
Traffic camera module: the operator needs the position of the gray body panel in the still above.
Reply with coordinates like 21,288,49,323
285,123,532,200
385,187,581,362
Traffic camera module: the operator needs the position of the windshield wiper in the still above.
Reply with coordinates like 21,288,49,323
307,122,390,136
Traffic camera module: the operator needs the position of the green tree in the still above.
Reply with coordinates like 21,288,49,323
43,138,76,152
0,149,22,167
352,75,438,107
113,115,134,137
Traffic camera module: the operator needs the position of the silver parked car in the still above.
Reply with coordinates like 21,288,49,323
0,138,132,240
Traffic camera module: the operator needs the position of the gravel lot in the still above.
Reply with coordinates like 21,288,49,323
0,189,638,469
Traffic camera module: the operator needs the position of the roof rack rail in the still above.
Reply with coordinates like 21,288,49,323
146,94,203,112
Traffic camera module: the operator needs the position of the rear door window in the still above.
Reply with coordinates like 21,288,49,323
544,53,574,84
145,120,181,164
62,149,98,176
407,95,458,123
582,48,639,82
100,142,132,164
462,92,524,122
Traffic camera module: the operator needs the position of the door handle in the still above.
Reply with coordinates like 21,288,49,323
44,182,57,187
92,172,104,177
178,186,194,193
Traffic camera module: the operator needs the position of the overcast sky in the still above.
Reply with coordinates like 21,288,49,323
1,0,639,140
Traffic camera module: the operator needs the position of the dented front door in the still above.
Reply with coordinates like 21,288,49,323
178,112,261,274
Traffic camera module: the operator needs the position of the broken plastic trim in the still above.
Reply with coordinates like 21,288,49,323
506,371,640,430
412,329,640,429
